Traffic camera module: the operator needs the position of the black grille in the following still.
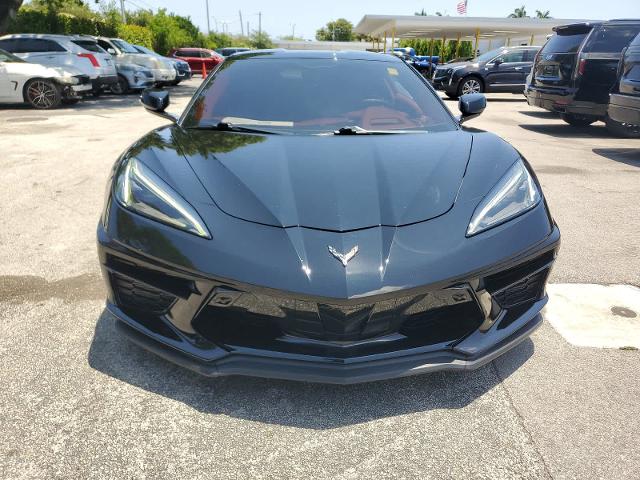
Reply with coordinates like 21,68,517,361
193,287,485,357
111,272,176,315
492,268,550,309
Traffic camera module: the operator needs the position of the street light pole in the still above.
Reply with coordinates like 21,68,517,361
205,0,211,34
119,0,126,23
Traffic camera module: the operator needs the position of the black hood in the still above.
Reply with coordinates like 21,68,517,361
174,129,472,232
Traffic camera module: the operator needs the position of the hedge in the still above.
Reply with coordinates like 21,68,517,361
6,9,116,36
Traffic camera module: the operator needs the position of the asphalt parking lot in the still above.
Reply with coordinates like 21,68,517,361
1,78,639,479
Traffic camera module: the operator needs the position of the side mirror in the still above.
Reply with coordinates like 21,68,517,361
107,48,116,55
458,93,486,123
140,89,177,122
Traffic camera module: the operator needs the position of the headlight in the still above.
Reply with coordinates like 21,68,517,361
115,158,211,239
467,160,541,237
58,75,78,85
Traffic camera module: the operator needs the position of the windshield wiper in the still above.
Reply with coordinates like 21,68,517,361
332,126,413,135
189,122,282,135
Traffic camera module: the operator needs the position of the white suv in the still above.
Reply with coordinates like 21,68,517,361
0,34,118,94
94,37,176,85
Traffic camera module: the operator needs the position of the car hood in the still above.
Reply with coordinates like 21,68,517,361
174,129,472,232
117,53,172,70
440,61,478,70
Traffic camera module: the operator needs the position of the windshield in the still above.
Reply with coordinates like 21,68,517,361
0,48,24,63
112,39,139,54
134,45,154,55
182,56,456,134
473,47,505,63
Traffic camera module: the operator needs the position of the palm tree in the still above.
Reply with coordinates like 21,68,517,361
508,6,529,18
536,10,552,18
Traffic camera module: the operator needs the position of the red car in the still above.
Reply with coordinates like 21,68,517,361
169,48,223,75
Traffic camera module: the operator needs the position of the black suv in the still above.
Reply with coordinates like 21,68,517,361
607,32,640,137
525,19,640,128
432,46,540,99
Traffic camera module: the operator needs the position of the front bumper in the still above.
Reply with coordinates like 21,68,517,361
150,68,177,84
525,85,607,118
97,199,560,383
431,72,458,93
608,93,640,126
124,70,154,90
92,75,119,91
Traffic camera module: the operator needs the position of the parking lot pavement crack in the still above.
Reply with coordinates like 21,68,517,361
491,361,554,480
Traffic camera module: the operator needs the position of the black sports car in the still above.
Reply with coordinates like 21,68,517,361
98,50,560,384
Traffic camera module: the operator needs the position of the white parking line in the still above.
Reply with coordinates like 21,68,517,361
545,284,640,349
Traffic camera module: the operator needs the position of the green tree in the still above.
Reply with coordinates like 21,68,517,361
508,6,529,18
117,23,153,48
415,9,427,16
249,30,273,49
536,10,551,18
315,18,354,41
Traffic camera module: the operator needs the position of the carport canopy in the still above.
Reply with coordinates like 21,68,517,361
354,15,590,52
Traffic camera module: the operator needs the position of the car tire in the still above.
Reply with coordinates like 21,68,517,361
445,92,459,100
604,116,640,138
560,113,596,127
457,77,484,96
111,76,130,95
24,78,62,110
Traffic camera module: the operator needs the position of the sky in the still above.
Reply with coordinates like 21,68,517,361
125,1,639,40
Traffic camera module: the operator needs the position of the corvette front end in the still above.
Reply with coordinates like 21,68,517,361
98,50,560,383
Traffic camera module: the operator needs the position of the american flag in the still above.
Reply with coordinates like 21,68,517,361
457,0,467,14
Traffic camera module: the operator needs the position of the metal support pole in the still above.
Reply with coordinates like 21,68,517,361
120,0,126,23
530,33,535,45
441,35,446,62
258,12,262,36
428,39,434,76
384,31,387,52
455,32,461,57
473,28,480,56
239,11,244,36
391,24,396,52
507,37,511,47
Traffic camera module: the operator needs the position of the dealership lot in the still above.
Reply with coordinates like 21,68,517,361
1,79,639,479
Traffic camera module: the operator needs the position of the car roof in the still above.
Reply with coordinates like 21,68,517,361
501,46,540,50
553,22,602,33
230,49,404,62
0,33,73,41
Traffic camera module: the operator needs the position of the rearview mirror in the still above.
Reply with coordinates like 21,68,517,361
140,89,177,122
458,93,486,123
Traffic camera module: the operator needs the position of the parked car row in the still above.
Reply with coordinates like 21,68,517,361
0,33,194,109
525,19,640,137
425,18,640,137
